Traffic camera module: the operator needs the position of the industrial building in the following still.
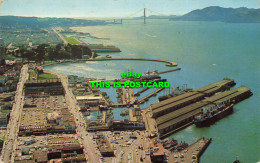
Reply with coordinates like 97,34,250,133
14,135,87,163
149,142,165,163
152,79,236,118
156,86,252,138
96,136,114,157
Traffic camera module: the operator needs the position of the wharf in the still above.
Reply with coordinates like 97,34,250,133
109,104,128,108
152,79,236,118
121,87,135,105
138,87,165,104
167,138,212,163
134,87,150,96
101,111,107,123
128,109,137,121
158,68,181,74
157,86,252,138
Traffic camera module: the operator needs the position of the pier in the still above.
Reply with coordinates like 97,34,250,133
167,138,212,163
81,58,178,67
101,110,107,123
134,87,150,96
121,87,135,104
156,86,252,138
138,87,165,104
158,68,181,74
109,104,128,108
152,79,236,118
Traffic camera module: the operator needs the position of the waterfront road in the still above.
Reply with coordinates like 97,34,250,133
54,72,100,163
52,27,68,45
1,65,28,163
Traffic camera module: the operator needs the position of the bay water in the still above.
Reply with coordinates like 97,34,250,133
45,19,260,163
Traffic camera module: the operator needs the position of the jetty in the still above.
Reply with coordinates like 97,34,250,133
134,87,150,96
158,68,181,74
138,87,165,104
81,58,178,67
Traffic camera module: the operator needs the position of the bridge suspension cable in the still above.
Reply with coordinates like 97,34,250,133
125,8,144,18
145,8,167,16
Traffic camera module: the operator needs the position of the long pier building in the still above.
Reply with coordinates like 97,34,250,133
152,79,236,118
156,86,252,138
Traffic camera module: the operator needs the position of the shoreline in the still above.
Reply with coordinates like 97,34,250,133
41,57,178,68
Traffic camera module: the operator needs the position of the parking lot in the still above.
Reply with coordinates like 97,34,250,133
88,130,152,163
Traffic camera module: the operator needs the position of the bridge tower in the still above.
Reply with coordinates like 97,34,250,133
144,8,146,24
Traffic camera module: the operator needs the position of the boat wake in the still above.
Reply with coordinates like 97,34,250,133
145,33,157,38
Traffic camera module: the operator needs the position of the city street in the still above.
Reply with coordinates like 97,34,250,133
1,65,28,163
56,73,100,163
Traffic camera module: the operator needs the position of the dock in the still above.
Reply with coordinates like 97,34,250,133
101,111,107,123
167,138,212,163
121,87,135,104
138,87,165,104
158,68,181,74
128,109,137,121
151,79,236,118
134,87,150,96
109,104,128,108
157,86,252,138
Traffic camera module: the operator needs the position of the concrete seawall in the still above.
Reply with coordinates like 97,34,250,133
80,58,178,67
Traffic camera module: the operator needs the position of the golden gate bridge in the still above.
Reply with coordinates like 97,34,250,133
107,8,167,24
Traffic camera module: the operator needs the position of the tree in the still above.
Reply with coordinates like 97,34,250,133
35,44,49,62
70,45,82,59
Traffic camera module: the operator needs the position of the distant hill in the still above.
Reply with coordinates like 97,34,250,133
170,6,260,23
0,16,107,28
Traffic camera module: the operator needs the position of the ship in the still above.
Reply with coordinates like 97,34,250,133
106,55,112,58
120,109,129,116
194,101,234,127
141,70,161,80
158,85,193,101
163,139,178,149
168,141,188,152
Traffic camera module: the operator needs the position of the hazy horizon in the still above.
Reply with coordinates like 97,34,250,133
0,0,259,18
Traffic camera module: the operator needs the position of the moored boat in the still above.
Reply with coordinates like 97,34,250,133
194,101,234,127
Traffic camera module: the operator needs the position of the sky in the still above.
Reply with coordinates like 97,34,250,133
0,0,259,18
